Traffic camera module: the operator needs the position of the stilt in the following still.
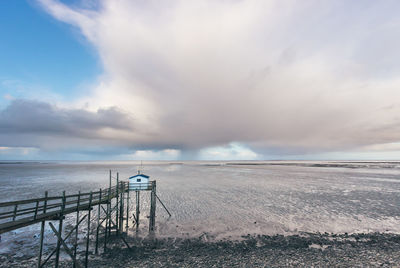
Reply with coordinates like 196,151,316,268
108,171,112,238
95,189,102,254
73,191,81,268
116,173,119,236
135,191,140,231
0,170,169,268
37,191,47,268
155,193,172,217
149,181,156,233
119,183,124,233
104,171,112,251
125,184,130,232
55,191,66,268
84,192,93,268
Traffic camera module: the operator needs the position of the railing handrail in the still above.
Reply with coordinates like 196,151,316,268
0,181,128,208
0,180,156,234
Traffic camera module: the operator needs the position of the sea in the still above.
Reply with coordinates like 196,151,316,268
1,160,400,258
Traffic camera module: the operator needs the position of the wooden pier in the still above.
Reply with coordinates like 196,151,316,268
0,170,169,268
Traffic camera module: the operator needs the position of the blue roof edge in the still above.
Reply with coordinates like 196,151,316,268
130,174,150,179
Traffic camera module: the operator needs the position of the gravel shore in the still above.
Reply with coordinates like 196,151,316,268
4,232,400,267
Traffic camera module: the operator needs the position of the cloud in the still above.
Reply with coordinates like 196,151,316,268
199,143,259,160
0,99,137,149
3,94,14,101
13,0,400,158
130,149,181,160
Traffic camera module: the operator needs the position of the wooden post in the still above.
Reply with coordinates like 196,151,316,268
84,192,93,268
155,193,172,217
116,173,119,236
13,204,17,221
37,191,47,268
126,182,130,232
135,191,140,231
104,171,112,251
119,183,124,233
149,181,156,233
34,200,39,220
95,189,102,254
108,171,112,237
73,191,81,268
55,191,66,268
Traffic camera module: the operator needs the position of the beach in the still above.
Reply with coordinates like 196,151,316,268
1,161,400,266
3,232,400,267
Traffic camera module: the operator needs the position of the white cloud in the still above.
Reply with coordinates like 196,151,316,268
3,94,14,101
199,143,259,160
0,146,39,157
129,149,181,160
14,0,400,158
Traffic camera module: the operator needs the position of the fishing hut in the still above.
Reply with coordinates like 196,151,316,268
128,170,171,233
0,168,171,268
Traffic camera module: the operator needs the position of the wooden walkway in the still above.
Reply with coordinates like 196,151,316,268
0,183,126,234
0,171,162,268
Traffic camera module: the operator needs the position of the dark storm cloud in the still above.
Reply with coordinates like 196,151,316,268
0,99,133,140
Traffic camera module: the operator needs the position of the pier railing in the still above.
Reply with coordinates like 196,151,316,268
0,182,128,234
0,171,168,268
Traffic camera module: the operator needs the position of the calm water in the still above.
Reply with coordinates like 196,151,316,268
1,161,400,256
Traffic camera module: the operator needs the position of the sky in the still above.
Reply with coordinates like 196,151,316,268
1,0,400,160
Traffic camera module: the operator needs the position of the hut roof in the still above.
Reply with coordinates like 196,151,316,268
130,174,150,179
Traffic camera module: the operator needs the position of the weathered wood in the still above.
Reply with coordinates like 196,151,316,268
37,191,47,268
155,193,172,217
0,198,106,234
95,188,102,254
119,182,124,233
55,191,66,268
40,214,87,268
49,222,82,268
120,233,132,250
0,189,118,220
0,177,165,268
116,173,119,236
0,177,146,268
85,192,93,268
136,191,140,231
34,200,39,220
73,191,81,268
104,170,112,251
0,182,124,235
126,183,130,231
0,190,104,208
149,181,156,232
12,204,18,221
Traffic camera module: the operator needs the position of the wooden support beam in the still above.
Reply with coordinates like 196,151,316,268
155,193,172,217
73,191,81,268
95,189,102,254
119,183,124,233
108,171,112,237
126,184,130,231
34,200,39,220
13,204,18,221
149,181,157,233
55,191,66,268
116,173,119,236
135,191,140,231
104,171,111,252
49,222,82,268
84,192,93,268
37,191,47,268
40,214,87,268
